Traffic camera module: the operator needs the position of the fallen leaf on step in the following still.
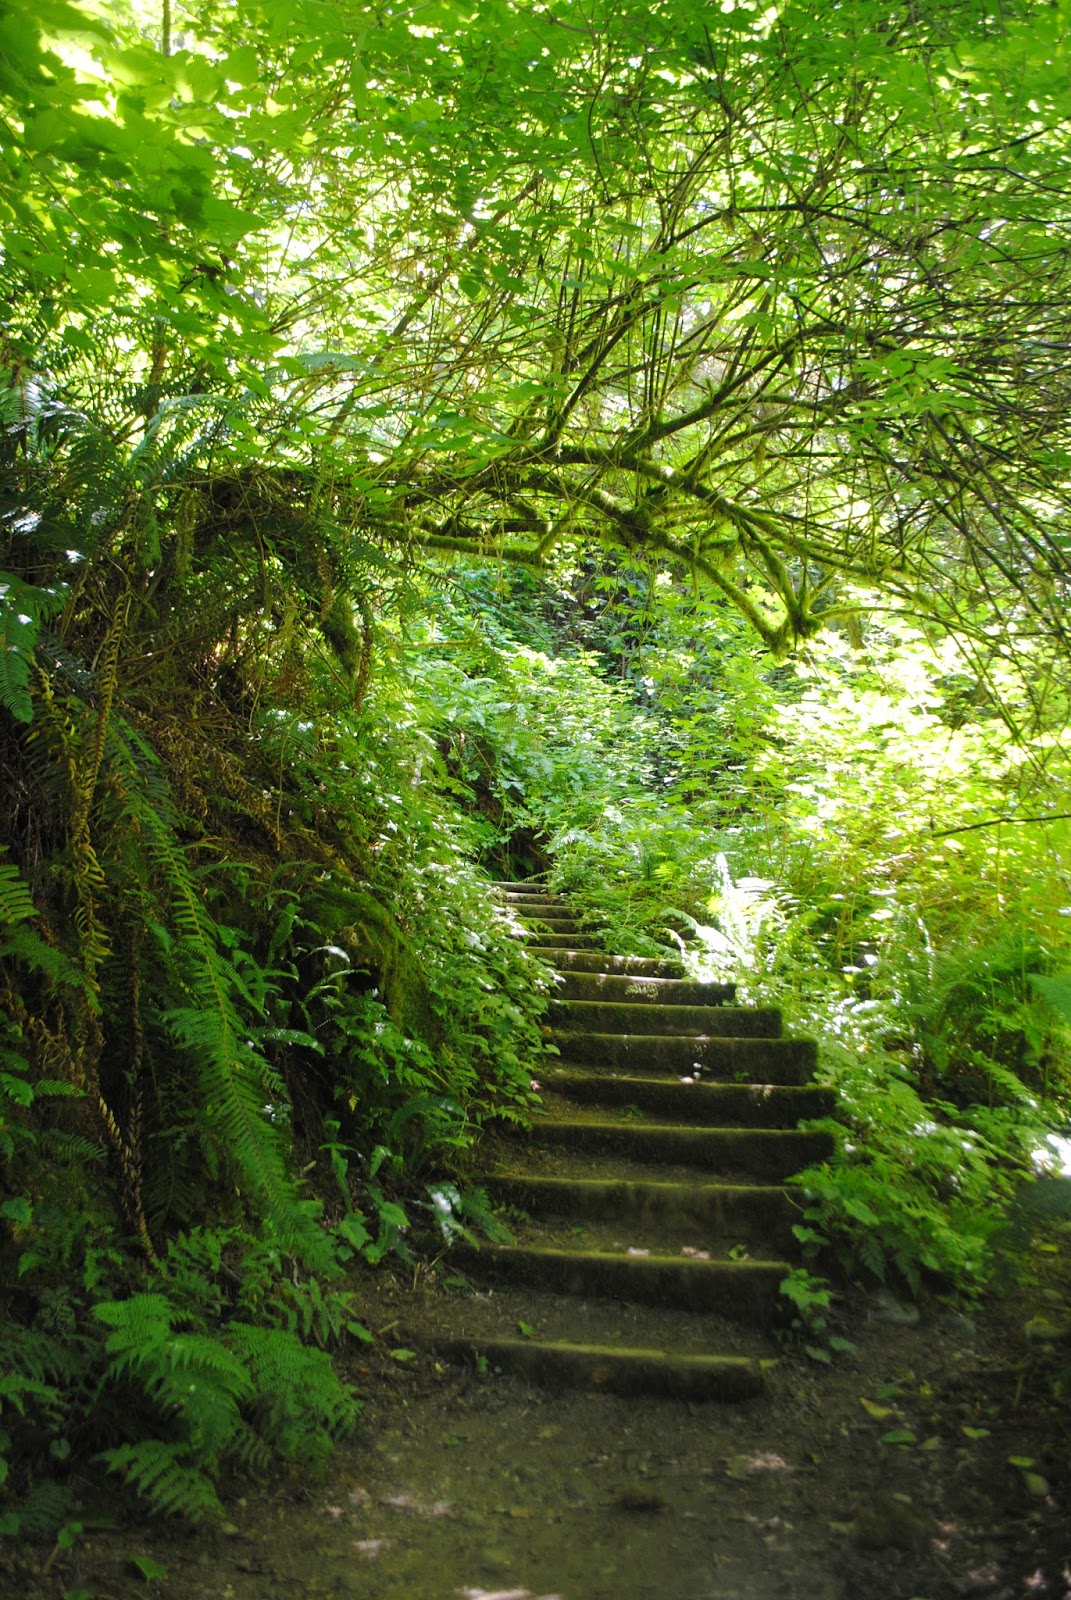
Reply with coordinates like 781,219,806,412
627,1246,650,1257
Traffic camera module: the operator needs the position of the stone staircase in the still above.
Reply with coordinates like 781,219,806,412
424,883,835,1402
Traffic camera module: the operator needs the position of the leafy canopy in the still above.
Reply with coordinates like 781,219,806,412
2,0,1070,662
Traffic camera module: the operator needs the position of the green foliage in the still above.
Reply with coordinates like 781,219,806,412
0,1223,359,1531
2,0,1071,1534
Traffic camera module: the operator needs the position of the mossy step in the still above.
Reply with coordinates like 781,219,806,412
523,1120,834,1179
548,1000,779,1037
493,1211,785,1260
551,972,736,1006
452,1243,788,1319
500,893,563,907
530,949,685,978
549,1030,817,1082
495,881,550,892
423,1337,766,1402
483,1173,794,1238
546,1070,835,1126
521,916,586,933
524,932,603,949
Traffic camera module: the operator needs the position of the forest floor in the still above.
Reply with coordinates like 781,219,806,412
4,1244,1070,1600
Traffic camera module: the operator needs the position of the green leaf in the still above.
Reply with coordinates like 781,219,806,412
130,1557,168,1581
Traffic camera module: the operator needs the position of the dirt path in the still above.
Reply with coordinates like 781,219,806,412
10,1262,1069,1600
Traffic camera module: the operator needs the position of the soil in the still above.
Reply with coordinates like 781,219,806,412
3,1243,1069,1600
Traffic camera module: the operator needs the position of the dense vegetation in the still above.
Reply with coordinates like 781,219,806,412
1,0,1069,1539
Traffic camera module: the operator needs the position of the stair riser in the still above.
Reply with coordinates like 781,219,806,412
500,895,563,908
548,1000,779,1037
522,919,586,935
525,1123,834,1180
549,1031,817,1083
552,974,736,1006
524,933,602,949
548,1073,835,1126
456,1247,785,1322
426,1338,765,1402
531,950,684,978
484,1175,796,1243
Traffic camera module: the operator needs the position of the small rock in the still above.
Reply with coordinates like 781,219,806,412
615,1485,668,1513
852,1496,928,1551
870,1289,920,1326
1024,1315,1071,1343
938,1312,978,1338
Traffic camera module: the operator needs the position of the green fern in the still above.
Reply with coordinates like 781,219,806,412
109,721,332,1268
0,573,64,724
98,1440,222,1522
91,1280,358,1518
0,861,36,925
96,1294,256,1456
1028,972,1071,1028
225,1322,357,1467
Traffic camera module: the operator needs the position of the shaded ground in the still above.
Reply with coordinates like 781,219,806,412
3,1248,1069,1600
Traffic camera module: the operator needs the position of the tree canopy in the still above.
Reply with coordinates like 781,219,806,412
4,0,1070,665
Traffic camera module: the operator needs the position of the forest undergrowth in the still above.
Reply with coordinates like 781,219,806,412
2,0,1071,1557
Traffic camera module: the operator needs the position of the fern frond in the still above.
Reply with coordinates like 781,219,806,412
0,573,64,723
6,1479,76,1538
98,1440,222,1522
225,1322,358,1464
0,861,36,925
0,1372,62,1418
0,925,87,989
106,724,332,1268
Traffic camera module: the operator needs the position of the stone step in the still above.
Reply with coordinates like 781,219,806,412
490,1209,785,1261
551,972,736,1006
500,893,563,907
452,1242,788,1321
548,1000,779,1037
520,915,586,933
494,881,551,893
549,1030,817,1082
545,1070,835,1126
482,1173,795,1240
523,1120,834,1179
524,932,603,949
421,1337,767,1402
529,949,685,978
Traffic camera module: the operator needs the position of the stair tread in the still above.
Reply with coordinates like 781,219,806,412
419,1336,768,1400
548,1000,780,1037
551,973,736,1004
528,1114,824,1135
475,1241,790,1270
540,1072,833,1125
548,1031,816,1081
486,1140,800,1187
529,949,685,977
488,1171,789,1197
399,1274,772,1356
430,1334,764,1366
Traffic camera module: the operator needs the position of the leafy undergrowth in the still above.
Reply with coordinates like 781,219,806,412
4,1234,1069,1600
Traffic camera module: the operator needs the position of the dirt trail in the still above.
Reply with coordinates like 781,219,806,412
9,1262,1069,1600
